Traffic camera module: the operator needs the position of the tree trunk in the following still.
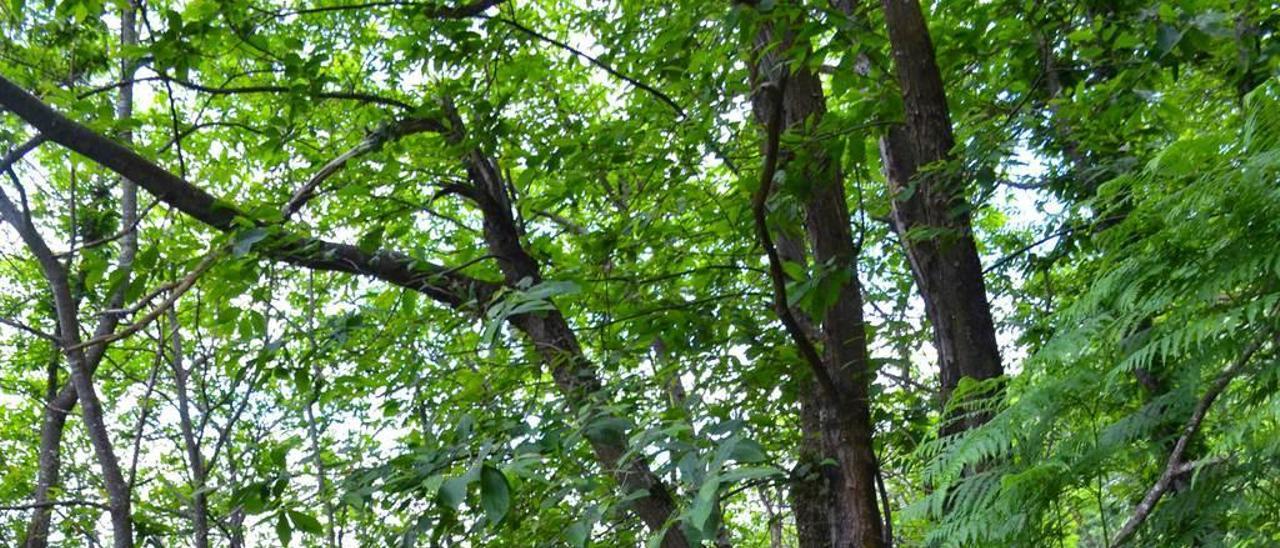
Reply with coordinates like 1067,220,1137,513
24,5,140,544
0,70,692,548
167,309,210,548
878,0,1003,434
750,10,885,547
0,196,133,546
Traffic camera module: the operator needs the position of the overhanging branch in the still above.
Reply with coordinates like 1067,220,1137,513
0,74,498,309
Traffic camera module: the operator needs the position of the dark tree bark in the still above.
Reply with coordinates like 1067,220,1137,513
444,109,692,548
878,0,1003,434
749,9,885,547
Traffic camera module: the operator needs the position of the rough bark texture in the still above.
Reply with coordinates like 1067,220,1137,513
878,0,1003,434
751,11,885,547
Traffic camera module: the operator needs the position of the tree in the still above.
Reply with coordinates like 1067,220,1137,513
1,0,1276,546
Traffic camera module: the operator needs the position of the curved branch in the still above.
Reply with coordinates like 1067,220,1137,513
83,74,414,111
484,15,687,117
282,117,447,220
750,75,840,402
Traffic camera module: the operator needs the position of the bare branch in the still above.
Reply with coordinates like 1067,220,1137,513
0,74,499,309
750,75,841,402
53,199,160,259
0,316,58,342
282,117,446,220
83,73,414,111
484,15,687,117
268,0,505,18
0,134,48,172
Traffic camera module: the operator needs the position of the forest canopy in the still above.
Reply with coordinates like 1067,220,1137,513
1,0,1278,546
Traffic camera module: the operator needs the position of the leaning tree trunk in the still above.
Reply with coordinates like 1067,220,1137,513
0,188,133,547
0,70,695,548
878,0,1003,435
749,7,886,547
444,111,694,548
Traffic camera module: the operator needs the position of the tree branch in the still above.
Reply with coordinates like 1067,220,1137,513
484,15,686,117
268,0,505,18
85,73,414,111
0,133,48,172
0,499,112,512
1111,331,1272,545
67,249,223,352
282,117,446,220
750,75,840,402
0,316,58,342
0,74,499,309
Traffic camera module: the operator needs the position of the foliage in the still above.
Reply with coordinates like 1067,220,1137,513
0,0,1276,546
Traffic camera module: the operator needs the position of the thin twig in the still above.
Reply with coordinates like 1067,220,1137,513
0,499,112,512
67,249,224,352
483,15,686,117
0,316,58,341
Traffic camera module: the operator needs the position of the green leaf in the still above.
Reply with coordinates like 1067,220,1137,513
728,438,768,464
689,477,720,534
438,475,469,510
1155,24,1182,57
565,521,589,547
479,464,511,526
357,225,385,253
287,510,323,535
275,511,292,546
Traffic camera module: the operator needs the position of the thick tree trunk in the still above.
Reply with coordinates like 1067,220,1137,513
878,0,1003,434
751,10,885,547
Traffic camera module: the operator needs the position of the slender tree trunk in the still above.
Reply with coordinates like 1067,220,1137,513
227,442,246,548
23,402,69,547
24,5,140,544
303,272,337,547
877,0,1003,434
750,9,885,546
0,196,133,546
167,308,210,548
